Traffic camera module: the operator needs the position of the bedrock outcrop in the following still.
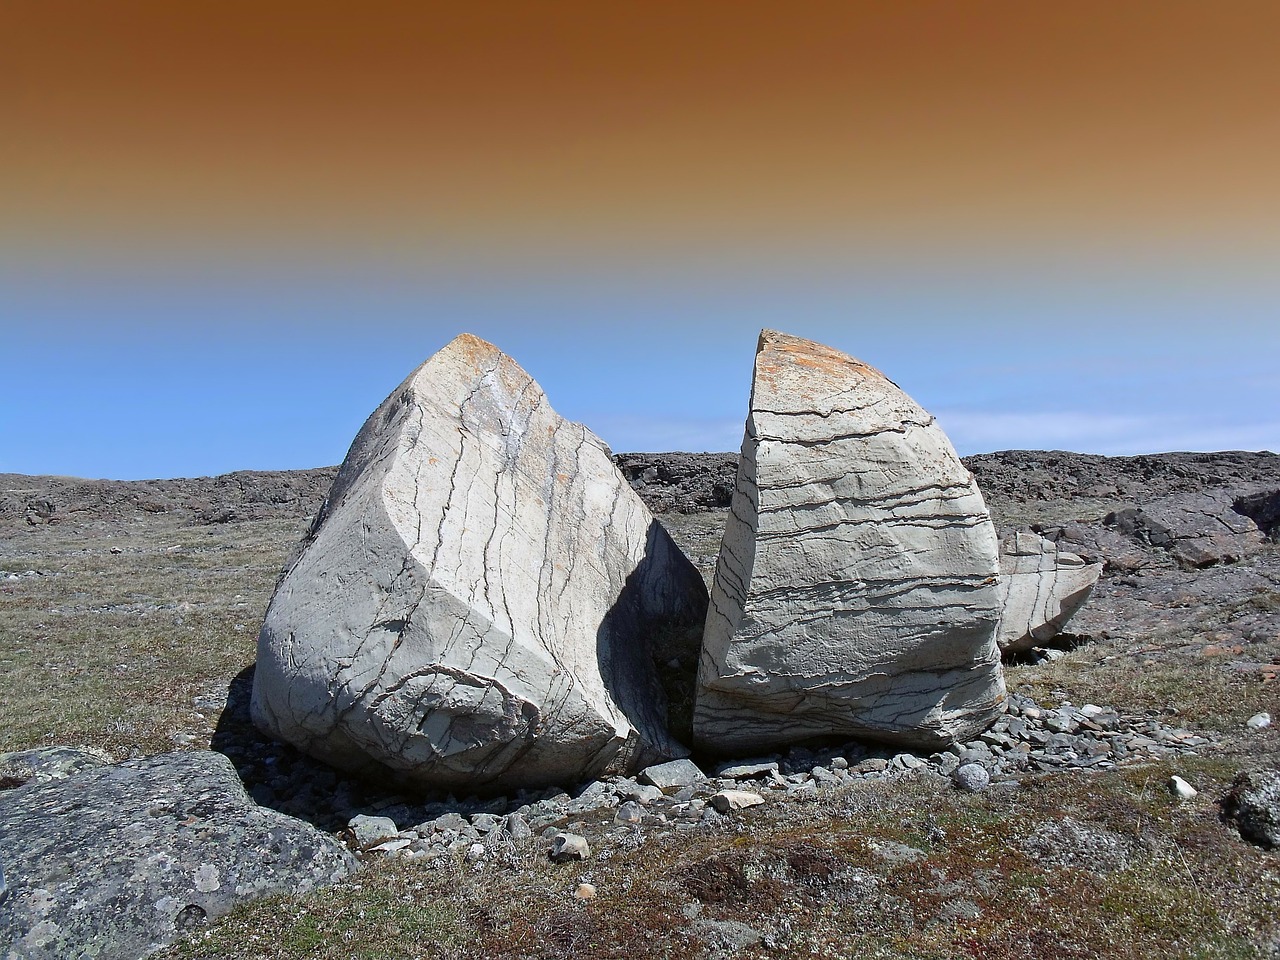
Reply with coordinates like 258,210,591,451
995,532,1101,654
0,751,356,960
251,334,708,792
693,330,1006,754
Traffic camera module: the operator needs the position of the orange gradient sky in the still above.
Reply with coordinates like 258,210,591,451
7,0,1280,272
5,2,1280,477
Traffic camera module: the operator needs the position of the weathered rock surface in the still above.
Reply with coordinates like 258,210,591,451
0,745,112,785
252,334,708,793
694,330,1007,755
1223,769,1280,849
0,751,356,960
995,532,1101,654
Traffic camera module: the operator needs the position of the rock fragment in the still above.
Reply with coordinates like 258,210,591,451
639,758,706,790
995,532,1101,654
251,334,708,793
709,790,766,813
694,330,1007,754
1223,769,1280,849
1246,712,1272,731
1168,775,1198,800
952,763,991,792
549,833,591,862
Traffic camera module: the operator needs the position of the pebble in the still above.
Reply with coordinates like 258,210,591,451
710,790,766,813
550,833,591,862
953,763,991,793
348,814,399,846
505,813,533,840
614,801,644,824
1246,712,1272,731
1168,775,1198,800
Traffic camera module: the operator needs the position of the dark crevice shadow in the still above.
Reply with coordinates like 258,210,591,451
595,518,709,769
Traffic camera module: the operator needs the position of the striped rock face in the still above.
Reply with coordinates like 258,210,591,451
694,330,1007,754
251,334,707,792
995,532,1101,654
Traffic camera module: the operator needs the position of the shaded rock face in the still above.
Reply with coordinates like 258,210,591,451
252,334,708,793
995,533,1101,654
1224,769,1280,850
0,751,356,960
693,330,1006,755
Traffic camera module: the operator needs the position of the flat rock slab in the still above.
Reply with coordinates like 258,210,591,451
0,746,112,785
640,758,707,790
694,330,1006,754
252,334,708,792
0,750,357,960
995,532,1101,654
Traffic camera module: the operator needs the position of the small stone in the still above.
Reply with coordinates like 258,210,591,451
348,814,399,846
709,790,766,813
715,760,780,780
504,813,533,840
639,758,705,790
1246,712,1272,731
1169,775,1198,800
573,882,597,900
855,758,888,774
952,763,990,792
615,781,664,804
614,801,644,824
550,833,591,862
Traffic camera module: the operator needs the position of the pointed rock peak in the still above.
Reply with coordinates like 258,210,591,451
438,332,504,370
696,331,1005,754
252,336,708,793
756,329,890,381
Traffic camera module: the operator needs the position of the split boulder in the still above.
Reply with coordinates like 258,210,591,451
995,532,1101,654
694,330,1007,754
251,334,708,792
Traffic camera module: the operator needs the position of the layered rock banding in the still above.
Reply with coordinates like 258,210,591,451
693,330,1007,754
252,334,708,792
995,532,1102,654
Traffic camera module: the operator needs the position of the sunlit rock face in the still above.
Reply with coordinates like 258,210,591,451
995,532,1101,654
693,330,1007,754
252,334,708,792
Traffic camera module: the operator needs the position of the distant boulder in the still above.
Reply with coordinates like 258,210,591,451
995,532,1101,654
252,334,708,792
693,330,1006,754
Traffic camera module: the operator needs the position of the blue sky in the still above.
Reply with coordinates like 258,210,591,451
3,255,1277,480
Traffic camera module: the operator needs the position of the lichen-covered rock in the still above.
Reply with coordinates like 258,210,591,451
995,532,1101,654
0,750,356,960
251,334,708,792
1224,768,1280,849
694,330,1006,754
0,745,112,785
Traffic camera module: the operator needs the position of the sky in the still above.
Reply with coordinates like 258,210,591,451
3,1,1278,479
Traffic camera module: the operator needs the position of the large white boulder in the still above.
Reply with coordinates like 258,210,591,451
251,334,707,792
995,532,1101,654
693,330,1006,754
